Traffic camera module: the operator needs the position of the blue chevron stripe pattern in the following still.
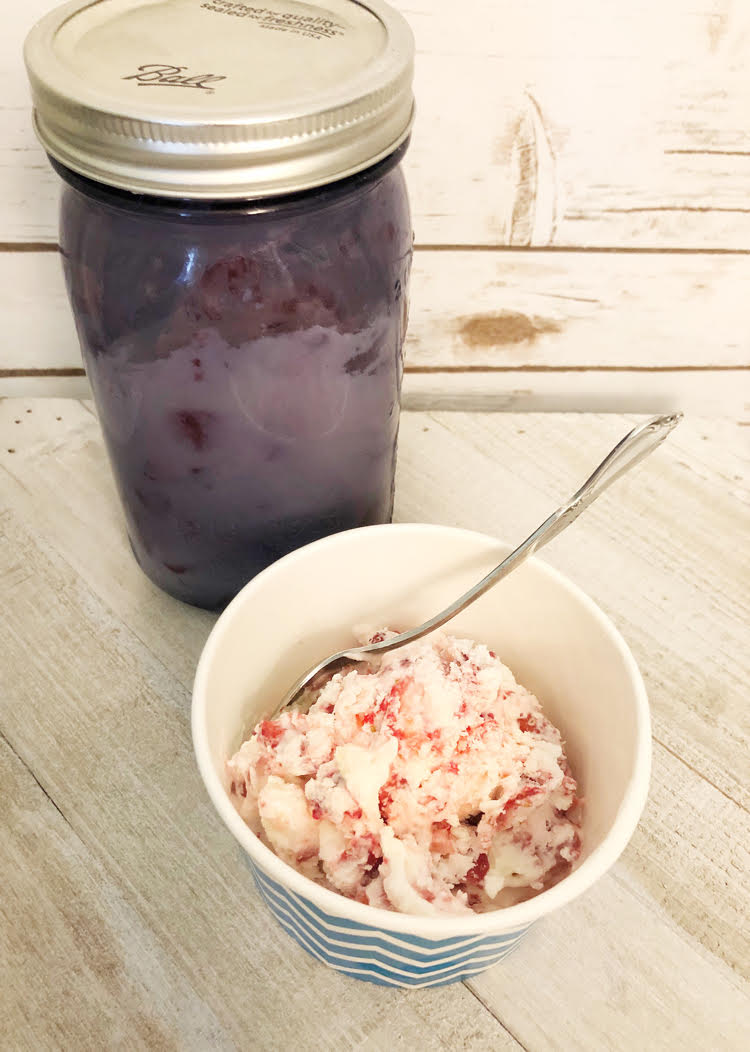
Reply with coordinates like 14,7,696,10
249,863,530,987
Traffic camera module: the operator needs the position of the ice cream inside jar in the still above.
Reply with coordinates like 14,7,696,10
24,0,415,609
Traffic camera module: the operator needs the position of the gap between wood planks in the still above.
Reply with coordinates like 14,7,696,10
0,723,72,828
4,242,750,255
461,983,529,1051
405,365,748,374
2,365,747,379
654,737,750,817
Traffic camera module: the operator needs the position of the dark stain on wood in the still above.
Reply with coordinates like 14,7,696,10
132,1012,181,1052
459,312,561,347
0,242,60,253
0,368,85,378
509,113,535,246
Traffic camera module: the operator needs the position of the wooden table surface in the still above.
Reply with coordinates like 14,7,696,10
1,400,748,1050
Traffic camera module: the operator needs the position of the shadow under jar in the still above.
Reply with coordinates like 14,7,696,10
25,0,415,608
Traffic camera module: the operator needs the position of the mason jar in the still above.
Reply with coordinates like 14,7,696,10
25,0,414,609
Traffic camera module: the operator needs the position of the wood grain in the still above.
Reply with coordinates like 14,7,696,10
0,735,232,1051
0,400,748,1048
6,0,750,408
402,369,747,418
1,249,747,413
5,0,750,247
0,502,519,1050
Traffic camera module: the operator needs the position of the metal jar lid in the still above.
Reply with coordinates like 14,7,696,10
24,0,415,199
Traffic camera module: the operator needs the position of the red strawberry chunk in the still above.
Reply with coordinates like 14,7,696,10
257,720,285,746
430,820,454,855
465,852,489,884
497,786,542,826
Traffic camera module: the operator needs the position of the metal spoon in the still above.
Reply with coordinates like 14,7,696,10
275,412,682,714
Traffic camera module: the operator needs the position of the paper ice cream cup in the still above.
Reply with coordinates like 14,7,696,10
193,524,651,987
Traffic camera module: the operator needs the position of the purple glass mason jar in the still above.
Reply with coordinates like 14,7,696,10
25,0,415,608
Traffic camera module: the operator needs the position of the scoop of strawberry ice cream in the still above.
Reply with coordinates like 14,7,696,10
227,631,582,915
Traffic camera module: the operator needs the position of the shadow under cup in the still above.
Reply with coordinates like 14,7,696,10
192,524,651,987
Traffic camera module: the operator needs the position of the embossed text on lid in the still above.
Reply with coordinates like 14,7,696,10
24,0,415,198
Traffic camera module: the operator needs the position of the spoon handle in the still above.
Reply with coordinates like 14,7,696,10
347,412,683,656
278,413,682,711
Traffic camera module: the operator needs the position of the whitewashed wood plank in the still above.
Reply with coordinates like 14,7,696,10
407,250,750,369
1,247,748,413
0,504,520,1051
401,370,748,418
0,734,235,1051
0,250,73,372
5,1,750,247
4,248,750,371
619,743,749,976
0,374,91,400
0,402,748,1047
397,1,750,246
3,369,746,417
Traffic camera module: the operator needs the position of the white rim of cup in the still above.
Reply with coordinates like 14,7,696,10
192,523,651,937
